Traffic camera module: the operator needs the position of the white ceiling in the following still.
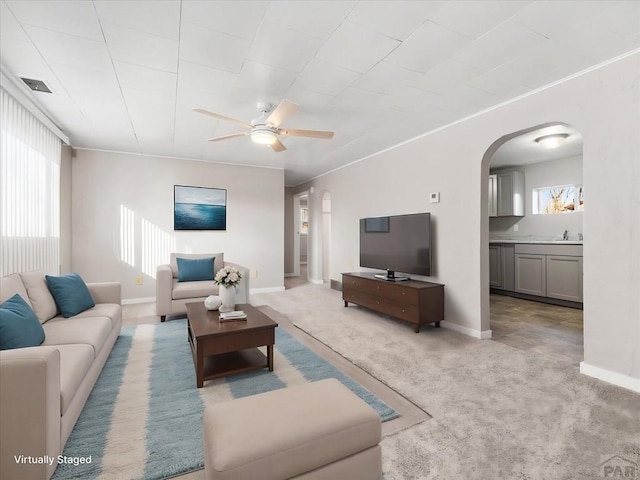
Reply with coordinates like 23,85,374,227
1,1,638,185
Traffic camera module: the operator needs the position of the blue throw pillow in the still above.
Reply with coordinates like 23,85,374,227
0,294,45,350
45,273,95,318
177,257,215,282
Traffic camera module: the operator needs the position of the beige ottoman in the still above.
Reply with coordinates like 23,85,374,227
203,378,382,480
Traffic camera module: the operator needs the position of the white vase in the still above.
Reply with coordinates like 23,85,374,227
219,286,236,312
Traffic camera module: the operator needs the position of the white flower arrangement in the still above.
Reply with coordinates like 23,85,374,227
214,266,242,288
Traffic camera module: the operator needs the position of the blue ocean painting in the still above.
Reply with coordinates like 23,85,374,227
174,185,226,230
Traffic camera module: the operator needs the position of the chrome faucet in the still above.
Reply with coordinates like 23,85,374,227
562,230,569,241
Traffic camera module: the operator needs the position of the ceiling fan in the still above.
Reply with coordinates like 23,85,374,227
193,100,334,152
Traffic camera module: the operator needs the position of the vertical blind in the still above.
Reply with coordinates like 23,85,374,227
1,87,62,276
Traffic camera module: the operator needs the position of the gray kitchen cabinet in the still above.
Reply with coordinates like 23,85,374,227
489,171,525,217
489,245,502,288
488,174,497,217
502,244,515,291
546,255,583,302
510,244,583,304
489,244,515,291
515,253,546,296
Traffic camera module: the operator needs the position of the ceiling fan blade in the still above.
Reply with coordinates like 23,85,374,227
207,132,248,142
270,137,287,152
265,100,298,127
278,128,334,139
193,108,252,128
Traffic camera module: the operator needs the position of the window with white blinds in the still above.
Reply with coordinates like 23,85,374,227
1,87,62,276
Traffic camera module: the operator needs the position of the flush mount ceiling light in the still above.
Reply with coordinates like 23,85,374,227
535,133,569,149
250,127,277,145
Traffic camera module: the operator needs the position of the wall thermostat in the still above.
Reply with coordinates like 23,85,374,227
430,192,440,203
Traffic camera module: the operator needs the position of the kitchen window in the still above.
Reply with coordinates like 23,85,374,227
533,184,583,214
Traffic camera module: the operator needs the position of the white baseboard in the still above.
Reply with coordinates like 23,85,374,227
122,297,155,305
580,362,640,393
479,329,493,339
309,279,324,285
440,321,492,339
250,286,285,294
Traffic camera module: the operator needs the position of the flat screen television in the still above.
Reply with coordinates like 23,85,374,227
360,212,431,281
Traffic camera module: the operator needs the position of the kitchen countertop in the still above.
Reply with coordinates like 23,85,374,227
489,239,583,245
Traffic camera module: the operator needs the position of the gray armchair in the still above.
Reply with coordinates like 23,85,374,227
155,253,249,322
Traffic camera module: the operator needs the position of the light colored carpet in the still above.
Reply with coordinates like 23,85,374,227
252,283,640,480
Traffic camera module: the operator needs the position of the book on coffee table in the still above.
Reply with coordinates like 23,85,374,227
219,310,247,322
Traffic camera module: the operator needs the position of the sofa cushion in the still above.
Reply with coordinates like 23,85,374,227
20,271,59,323
72,303,122,330
45,273,96,318
177,257,215,282
42,316,112,358
56,344,94,416
171,252,224,279
0,273,31,305
0,294,46,350
172,279,218,300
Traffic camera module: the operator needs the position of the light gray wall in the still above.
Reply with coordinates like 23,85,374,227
59,145,72,274
294,53,639,384
490,155,583,238
71,150,284,300
284,187,294,274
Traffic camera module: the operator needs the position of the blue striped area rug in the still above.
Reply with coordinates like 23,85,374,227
53,318,397,480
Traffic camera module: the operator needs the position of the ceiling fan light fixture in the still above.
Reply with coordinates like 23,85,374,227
535,133,569,149
194,100,334,151
251,128,277,145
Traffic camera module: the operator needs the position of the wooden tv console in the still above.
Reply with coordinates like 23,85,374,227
342,272,444,333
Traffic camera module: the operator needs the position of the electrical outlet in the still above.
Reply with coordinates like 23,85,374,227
513,224,519,232
135,275,143,285
429,192,440,203
250,269,257,279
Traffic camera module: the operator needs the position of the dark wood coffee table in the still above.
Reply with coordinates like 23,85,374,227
186,302,278,388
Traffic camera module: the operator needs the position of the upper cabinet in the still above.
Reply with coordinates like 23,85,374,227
488,174,498,217
489,171,525,217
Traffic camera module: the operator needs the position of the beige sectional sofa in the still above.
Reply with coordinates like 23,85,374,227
0,272,122,480
156,252,249,322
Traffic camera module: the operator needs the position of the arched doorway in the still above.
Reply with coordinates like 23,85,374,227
483,122,584,365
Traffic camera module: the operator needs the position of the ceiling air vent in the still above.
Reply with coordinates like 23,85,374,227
20,77,52,93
